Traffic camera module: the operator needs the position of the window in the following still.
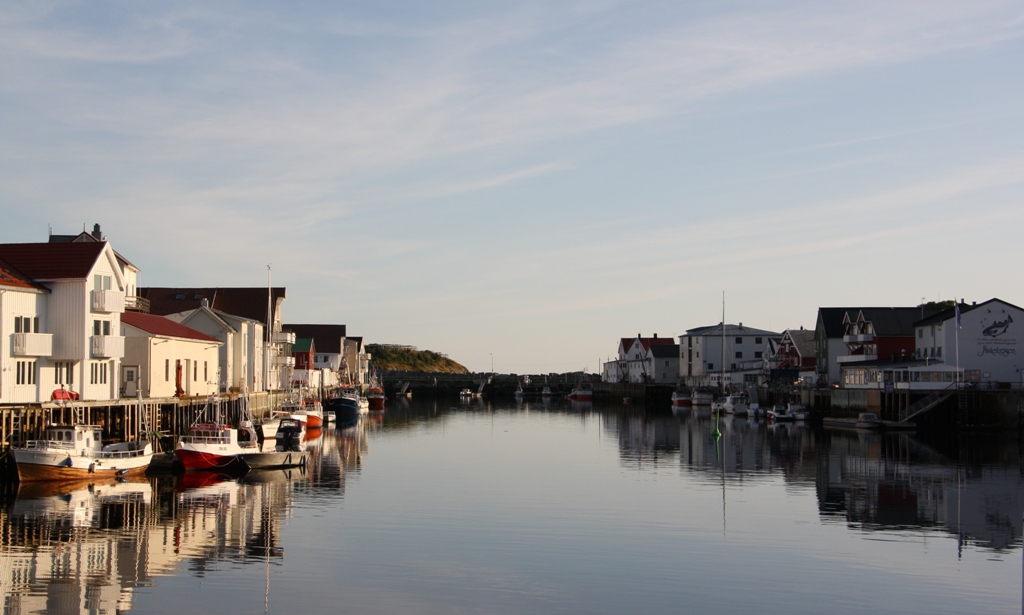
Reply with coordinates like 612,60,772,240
193,361,198,381
204,361,208,382
16,361,36,385
755,351,762,359
735,352,743,359
918,329,923,339
735,337,742,344
14,316,33,333
93,274,111,291
90,361,108,385
165,359,170,381
755,337,762,344
708,363,714,371
54,361,74,386
14,317,21,333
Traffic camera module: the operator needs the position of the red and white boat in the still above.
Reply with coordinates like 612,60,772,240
671,388,693,409
367,386,385,411
174,422,257,471
568,382,593,402
11,424,153,482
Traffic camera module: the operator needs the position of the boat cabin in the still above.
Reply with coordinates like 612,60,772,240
36,425,104,451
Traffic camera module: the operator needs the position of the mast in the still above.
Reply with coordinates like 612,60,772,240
265,265,272,392
721,291,726,396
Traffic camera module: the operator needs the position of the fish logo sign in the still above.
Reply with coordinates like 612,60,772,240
982,314,1013,338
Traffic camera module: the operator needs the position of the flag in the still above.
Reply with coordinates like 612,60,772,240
955,302,962,329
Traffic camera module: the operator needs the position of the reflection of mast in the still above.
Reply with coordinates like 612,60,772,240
714,413,726,536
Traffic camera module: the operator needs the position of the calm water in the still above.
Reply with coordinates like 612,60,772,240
2,398,1023,614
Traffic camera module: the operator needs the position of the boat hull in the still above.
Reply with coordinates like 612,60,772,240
240,449,307,469
174,448,247,472
12,446,153,482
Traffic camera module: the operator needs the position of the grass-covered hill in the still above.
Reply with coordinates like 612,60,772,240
366,344,469,373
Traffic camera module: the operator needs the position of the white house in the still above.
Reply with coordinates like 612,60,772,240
0,241,128,403
121,312,222,398
679,323,780,389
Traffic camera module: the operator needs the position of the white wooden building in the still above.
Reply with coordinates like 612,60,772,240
679,323,780,389
121,312,222,398
0,242,127,403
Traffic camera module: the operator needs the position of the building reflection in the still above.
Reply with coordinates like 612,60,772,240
0,420,370,614
605,407,1022,553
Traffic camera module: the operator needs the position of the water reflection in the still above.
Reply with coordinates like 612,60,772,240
0,403,1021,613
0,420,371,614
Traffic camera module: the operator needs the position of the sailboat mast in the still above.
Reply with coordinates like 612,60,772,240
721,291,726,395
265,265,272,392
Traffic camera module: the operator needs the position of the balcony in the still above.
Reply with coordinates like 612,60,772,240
91,335,125,359
836,354,877,364
274,355,295,368
272,331,296,345
124,295,151,313
843,334,873,343
91,289,125,314
12,333,53,357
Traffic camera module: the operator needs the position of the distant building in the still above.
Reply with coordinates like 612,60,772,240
770,328,816,385
647,344,680,384
679,323,781,389
602,335,674,383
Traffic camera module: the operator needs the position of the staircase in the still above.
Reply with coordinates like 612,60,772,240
899,386,956,423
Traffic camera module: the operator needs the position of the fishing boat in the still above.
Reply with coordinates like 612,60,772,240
325,385,366,416
541,386,552,398
174,396,258,472
568,382,593,402
11,424,154,482
367,385,386,411
788,403,810,421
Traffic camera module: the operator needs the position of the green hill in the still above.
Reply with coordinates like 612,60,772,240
366,344,469,373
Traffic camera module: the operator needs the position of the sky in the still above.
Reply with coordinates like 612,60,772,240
2,1,1023,374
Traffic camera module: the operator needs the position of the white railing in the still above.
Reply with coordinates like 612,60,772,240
273,331,296,345
274,355,296,368
91,289,126,313
12,332,53,357
91,335,125,358
836,354,877,363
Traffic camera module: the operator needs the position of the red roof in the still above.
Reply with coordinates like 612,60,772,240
0,257,45,290
121,311,222,343
0,242,107,280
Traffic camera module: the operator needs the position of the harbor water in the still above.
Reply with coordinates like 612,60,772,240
2,398,1022,614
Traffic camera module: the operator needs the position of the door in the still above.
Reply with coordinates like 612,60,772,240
123,366,138,397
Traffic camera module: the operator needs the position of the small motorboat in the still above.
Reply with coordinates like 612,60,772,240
11,424,154,482
856,412,882,430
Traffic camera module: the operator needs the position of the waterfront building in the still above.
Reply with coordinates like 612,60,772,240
341,336,371,384
770,328,816,385
841,298,1024,390
142,287,292,391
647,343,680,384
282,323,345,388
814,306,937,387
121,311,222,398
679,323,781,390
601,335,674,384
0,241,128,403
47,223,149,313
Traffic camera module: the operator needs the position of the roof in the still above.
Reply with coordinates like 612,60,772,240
854,307,936,336
121,311,222,343
914,298,1022,326
283,324,347,353
142,287,286,324
649,344,680,358
786,329,816,357
0,242,107,281
682,323,781,338
817,306,939,338
0,257,46,291
292,337,314,353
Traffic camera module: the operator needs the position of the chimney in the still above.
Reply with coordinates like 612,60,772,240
653,333,657,339
201,298,210,308
92,223,104,240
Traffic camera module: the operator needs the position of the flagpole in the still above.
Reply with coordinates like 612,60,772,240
954,298,961,388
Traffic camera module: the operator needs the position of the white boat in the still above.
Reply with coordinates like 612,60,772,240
788,403,810,421
766,404,794,422
240,418,308,469
11,424,154,482
541,386,552,398
722,394,749,417
855,412,882,430
691,389,714,406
